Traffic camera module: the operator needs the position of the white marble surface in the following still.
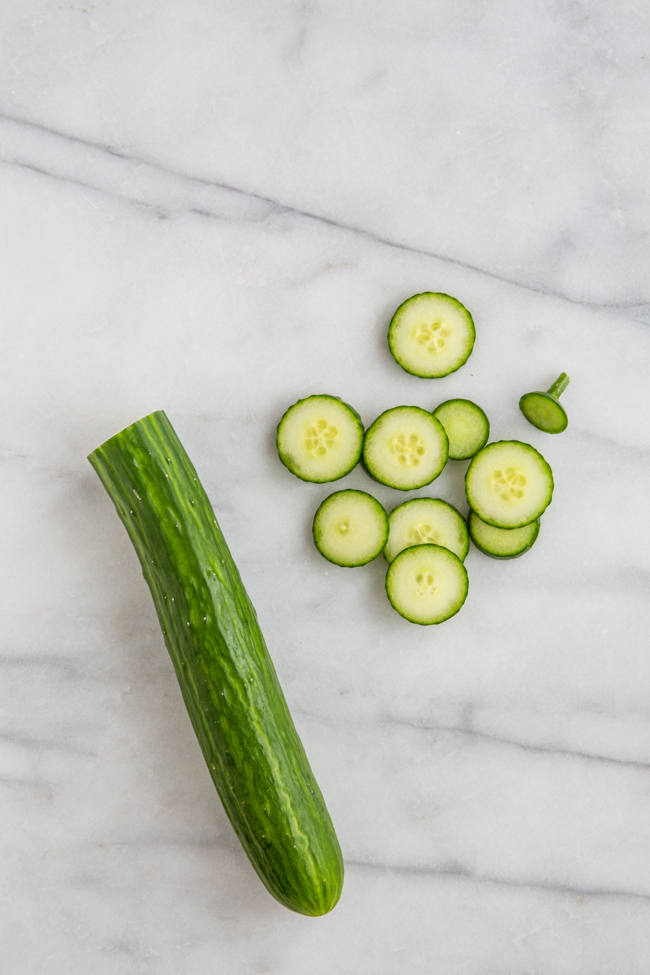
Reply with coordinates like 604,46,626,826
2,3,650,971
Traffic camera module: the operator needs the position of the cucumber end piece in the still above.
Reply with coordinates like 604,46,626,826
519,391,568,434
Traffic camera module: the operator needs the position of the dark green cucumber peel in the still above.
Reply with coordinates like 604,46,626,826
88,411,343,916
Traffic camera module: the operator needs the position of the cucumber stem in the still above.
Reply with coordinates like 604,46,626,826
547,373,570,399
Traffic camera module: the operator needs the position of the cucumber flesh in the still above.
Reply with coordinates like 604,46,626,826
89,412,343,916
363,406,448,490
432,398,489,460
277,395,363,483
384,498,468,563
468,510,540,559
465,440,553,529
386,544,468,625
388,292,475,378
519,373,570,434
313,490,388,567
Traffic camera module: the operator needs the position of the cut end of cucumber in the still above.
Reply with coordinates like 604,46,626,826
465,440,553,529
468,510,540,559
313,490,388,567
388,292,475,378
432,398,490,460
363,406,448,490
385,498,469,563
519,391,568,434
386,544,468,625
277,395,363,483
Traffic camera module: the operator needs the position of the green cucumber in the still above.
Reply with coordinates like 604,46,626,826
384,498,468,563
465,440,553,529
432,398,489,460
277,395,363,483
362,406,448,490
468,510,540,559
385,544,468,625
89,411,343,916
313,490,388,567
388,292,475,378
519,373,570,434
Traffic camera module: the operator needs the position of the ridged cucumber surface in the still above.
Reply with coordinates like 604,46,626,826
88,411,344,916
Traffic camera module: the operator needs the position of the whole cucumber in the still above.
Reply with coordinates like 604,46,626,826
89,411,343,915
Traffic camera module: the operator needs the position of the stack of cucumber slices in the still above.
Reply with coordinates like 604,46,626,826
276,292,565,626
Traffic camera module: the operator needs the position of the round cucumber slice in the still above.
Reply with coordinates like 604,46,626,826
468,510,540,560
384,498,469,563
385,544,468,625
363,406,448,491
432,399,489,460
465,440,553,529
519,373,570,434
277,395,363,483
313,490,388,567
388,292,475,378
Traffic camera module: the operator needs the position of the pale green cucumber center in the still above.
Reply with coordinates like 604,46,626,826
385,499,468,562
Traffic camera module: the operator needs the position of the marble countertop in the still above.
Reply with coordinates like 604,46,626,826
2,3,650,972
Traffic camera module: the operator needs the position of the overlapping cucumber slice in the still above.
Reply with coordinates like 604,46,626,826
468,510,540,560
363,406,448,490
465,440,553,529
385,498,468,563
433,398,489,460
386,544,468,625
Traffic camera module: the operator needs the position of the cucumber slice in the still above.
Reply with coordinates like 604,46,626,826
277,395,363,483
468,510,540,559
519,373,570,434
432,399,489,460
313,490,388,567
385,544,468,625
465,440,553,529
384,498,469,563
388,292,475,378
362,406,448,491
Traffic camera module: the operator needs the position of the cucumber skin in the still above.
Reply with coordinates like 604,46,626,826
88,411,343,916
